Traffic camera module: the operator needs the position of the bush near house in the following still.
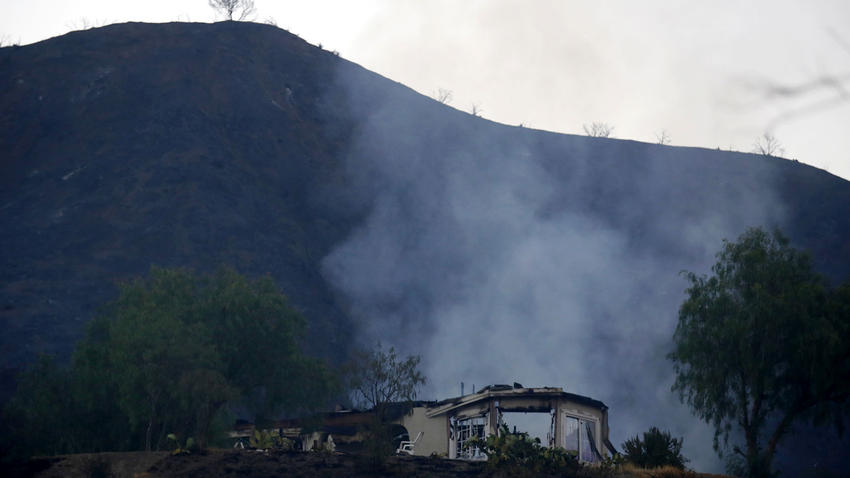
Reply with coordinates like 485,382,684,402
466,424,580,477
621,426,688,469
248,429,295,451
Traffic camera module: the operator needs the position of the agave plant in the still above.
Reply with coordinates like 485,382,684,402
167,433,196,455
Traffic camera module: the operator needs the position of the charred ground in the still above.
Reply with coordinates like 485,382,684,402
3,449,733,478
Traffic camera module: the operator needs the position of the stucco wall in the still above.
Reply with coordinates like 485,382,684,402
398,406,450,456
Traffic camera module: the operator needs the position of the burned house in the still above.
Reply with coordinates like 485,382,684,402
233,384,615,462
396,384,615,461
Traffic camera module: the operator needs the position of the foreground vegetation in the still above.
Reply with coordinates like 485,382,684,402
1,267,338,460
1,227,847,478
0,449,732,478
622,427,687,470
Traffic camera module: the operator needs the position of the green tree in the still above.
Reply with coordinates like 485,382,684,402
94,267,223,450
2,356,78,457
199,268,335,423
669,227,850,477
71,312,139,452
5,266,338,455
621,426,687,469
103,266,337,449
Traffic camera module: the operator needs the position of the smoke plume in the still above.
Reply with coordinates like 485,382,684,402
321,63,784,471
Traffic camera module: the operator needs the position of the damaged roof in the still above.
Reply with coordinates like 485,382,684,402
426,384,608,418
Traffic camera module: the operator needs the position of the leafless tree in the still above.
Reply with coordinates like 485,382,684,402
69,17,93,30
434,88,453,105
347,344,424,415
583,122,614,138
751,132,784,157
656,130,671,145
208,0,256,21
66,17,108,31
471,103,483,117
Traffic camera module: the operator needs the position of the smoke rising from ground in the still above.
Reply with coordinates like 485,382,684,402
321,67,784,471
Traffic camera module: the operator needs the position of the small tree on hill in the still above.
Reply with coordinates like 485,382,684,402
208,0,256,21
583,122,614,138
434,88,453,105
751,132,784,157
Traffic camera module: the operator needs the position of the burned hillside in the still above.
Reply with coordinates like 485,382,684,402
1,21,849,472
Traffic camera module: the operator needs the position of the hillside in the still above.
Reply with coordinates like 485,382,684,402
1,21,849,474
0,21,362,369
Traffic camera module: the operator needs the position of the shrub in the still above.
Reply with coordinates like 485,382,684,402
467,424,579,477
166,433,197,455
583,122,614,138
248,429,294,451
621,426,687,469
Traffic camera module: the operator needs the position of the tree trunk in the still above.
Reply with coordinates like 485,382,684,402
763,408,800,475
145,399,157,452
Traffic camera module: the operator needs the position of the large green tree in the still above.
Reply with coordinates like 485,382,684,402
5,266,337,455
669,227,850,477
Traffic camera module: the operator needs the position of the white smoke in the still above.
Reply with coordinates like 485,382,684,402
321,69,784,471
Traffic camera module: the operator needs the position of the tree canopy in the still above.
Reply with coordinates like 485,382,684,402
669,227,850,477
3,266,337,456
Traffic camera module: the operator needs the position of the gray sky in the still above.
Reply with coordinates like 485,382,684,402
3,0,849,181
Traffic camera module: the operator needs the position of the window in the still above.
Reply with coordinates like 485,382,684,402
455,416,487,459
562,414,599,462
563,415,580,454
500,411,552,446
580,420,596,462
